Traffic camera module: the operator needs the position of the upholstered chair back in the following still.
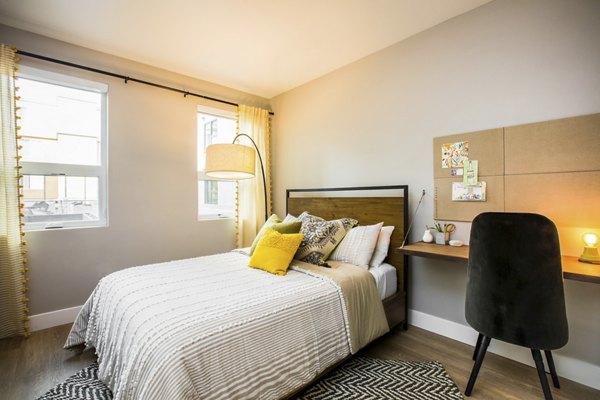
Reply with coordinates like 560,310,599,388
466,212,568,350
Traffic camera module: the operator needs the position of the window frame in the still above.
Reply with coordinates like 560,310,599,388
17,66,109,231
197,105,237,220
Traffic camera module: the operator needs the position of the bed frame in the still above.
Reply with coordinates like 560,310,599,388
286,185,409,331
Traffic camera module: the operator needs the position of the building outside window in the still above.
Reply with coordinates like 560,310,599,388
197,108,236,219
17,66,108,230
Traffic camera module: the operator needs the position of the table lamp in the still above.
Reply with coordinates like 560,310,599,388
579,232,600,264
205,133,268,221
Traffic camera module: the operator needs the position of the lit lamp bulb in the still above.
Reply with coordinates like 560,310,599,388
579,232,600,264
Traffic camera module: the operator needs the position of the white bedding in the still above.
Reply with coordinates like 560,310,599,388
369,262,398,300
66,251,382,400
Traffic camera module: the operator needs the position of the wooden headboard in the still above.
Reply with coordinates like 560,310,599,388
286,186,408,295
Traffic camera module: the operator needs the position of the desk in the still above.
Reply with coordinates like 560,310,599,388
397,242,600,284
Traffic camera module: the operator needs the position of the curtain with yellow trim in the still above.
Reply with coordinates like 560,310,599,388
0,44,28,339
236,105,272,248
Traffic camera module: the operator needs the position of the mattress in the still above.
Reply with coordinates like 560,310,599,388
369,262,398,300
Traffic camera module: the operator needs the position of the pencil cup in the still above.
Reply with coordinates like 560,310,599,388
435,232,446,245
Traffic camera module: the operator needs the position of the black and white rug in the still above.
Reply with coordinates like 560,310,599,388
298,357,463,399
38,357,462,400
37,363,112,400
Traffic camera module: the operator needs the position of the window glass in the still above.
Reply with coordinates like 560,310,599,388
197,111,236,219
19,78,102,166
18,69,107,230
22,175,100,227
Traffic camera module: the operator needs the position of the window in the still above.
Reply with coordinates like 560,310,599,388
17,67,108,230
197,108,236,219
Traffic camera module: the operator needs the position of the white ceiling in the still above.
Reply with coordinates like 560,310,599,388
0,0,491,98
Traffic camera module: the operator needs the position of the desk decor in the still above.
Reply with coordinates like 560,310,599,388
441,141,469,169
452,181,486,201
579,232,600,264
423,229,434,243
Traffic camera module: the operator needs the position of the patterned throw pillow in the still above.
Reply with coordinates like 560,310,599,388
295,212,358,266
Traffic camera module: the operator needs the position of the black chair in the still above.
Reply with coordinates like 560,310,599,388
465,212,568,400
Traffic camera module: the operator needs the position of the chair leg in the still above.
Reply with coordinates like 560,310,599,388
544,350,560,389
532,349,553,400
472,333,483,361
465,335,491,396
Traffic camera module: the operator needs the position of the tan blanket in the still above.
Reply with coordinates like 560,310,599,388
291,260,390,353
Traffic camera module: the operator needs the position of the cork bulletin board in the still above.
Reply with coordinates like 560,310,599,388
433,113,600,226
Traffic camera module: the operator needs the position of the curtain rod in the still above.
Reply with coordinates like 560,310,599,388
15,50,274,116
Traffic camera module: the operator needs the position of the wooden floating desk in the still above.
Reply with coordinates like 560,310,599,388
396,242,600,284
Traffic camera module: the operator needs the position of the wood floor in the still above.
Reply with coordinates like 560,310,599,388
0,324,597,399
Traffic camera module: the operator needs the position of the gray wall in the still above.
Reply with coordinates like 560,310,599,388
1,24,270,315
270,0,600,379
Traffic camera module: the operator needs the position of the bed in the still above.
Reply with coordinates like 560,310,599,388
65,185,409,400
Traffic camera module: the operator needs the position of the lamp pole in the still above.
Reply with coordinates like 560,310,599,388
232,134,268,221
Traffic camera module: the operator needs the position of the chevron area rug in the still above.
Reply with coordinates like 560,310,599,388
298,357,463,400
38,357,462,399
36,363,112,400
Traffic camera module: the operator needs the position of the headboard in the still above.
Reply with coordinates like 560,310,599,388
286,185,408,295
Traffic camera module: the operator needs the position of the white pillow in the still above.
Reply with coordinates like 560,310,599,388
369,226,395,268
282,213,298,222
329,222,383,270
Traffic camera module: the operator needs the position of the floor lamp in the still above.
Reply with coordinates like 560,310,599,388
204,134,268,221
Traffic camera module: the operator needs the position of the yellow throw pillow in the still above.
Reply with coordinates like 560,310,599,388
248,228,304,276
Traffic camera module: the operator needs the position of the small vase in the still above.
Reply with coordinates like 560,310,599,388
423,229,434,243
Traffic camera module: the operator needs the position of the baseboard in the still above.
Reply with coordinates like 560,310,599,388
408,309,600,391
29,305,82,332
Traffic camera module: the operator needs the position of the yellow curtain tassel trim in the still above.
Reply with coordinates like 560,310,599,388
23,316,29,322
23,258,28,264
22,297,29,303
23,307,29,313
21,287,29,293
21,231,26,237
21,267,29,274
21,249,27,254
22,240,27,246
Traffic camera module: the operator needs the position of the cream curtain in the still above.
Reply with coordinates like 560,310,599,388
0,44,28,338
236,105,272,248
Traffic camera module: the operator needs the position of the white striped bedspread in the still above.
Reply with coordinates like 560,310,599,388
65,251,386,400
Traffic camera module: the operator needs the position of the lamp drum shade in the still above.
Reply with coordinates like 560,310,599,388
205,143,256,179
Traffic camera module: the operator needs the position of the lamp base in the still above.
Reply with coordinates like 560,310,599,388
579,257,600,264
580,246,600,264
